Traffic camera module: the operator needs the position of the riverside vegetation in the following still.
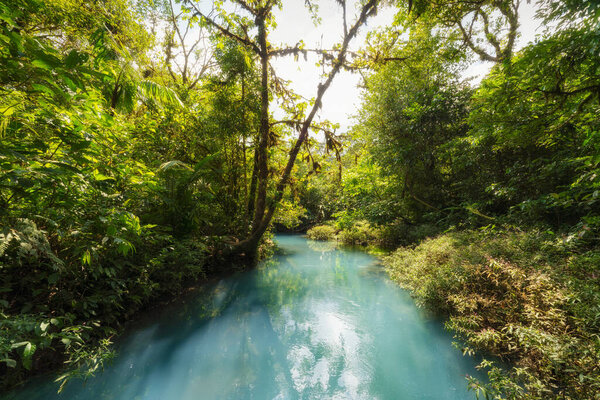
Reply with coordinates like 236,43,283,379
304,1,600,399
2,0,600,399
0,0,378,391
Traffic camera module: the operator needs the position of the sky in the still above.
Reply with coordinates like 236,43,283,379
267,0,545,133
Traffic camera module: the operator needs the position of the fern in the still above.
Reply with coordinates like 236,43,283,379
138,80,183,108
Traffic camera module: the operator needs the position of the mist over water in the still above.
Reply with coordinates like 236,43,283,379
5,235,481,400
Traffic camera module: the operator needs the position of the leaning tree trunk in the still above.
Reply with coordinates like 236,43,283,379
235,0,379,258
190,0,381,260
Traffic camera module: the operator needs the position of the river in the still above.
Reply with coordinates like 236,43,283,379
4,234,482,399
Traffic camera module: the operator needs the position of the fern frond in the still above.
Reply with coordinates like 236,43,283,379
138,81,183,108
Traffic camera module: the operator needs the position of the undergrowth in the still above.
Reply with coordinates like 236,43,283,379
0,219,210,392
384,229,600,399
307,220,439,248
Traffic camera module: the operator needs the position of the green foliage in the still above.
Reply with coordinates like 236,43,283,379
273,199,307,230
153,154,219,236
0,217,209,390
334,158,398,226
385,230,600,399
0,0,257,392
456,26,600,229
337,220,379,246
310,0,600,238
306,224,338,241
377,222,441,248
0,312,115,392
331,27,474,235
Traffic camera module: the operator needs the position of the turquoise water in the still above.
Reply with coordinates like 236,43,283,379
4,235,481,399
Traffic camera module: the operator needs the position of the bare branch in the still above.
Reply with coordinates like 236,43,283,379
232,0,257,16
265,0,380,216
186,1,261,54
431,0,520,63
457,19,500,62
479,9,502,55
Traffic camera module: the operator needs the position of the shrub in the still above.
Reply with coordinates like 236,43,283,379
384,230,600,399
377,221,441,248
0,219,210,391
337,220,379,246
306,224,338,241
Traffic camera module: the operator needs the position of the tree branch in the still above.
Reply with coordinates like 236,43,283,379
261,0,379,227
186,1,261,54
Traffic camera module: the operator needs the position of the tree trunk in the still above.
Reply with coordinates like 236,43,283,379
251,14,270,234
234,0,379,258
194,0,381,260
247,144,259,229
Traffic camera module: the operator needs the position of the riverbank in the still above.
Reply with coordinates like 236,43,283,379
307,224,600,399
5,234,482,399
0,225,275,394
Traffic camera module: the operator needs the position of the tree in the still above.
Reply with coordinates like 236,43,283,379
405,0,521,63
354,26,472,224
162,0,216,91
185,0,381,256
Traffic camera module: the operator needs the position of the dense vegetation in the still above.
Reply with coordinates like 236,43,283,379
1,0,599,398
0,0,379,391
0,0,251,390
304,0,600,398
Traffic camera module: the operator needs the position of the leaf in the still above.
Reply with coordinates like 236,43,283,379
62,76,77,91
1,359,17,368
20,342,36,370
114,238,134,256
7,31,23,52
47,273,59,284
65,50,87,68
0,4,16,26
31,83,55,96
0,33,10,45
24,342,36,358
138,80,183,108
186,152,221,184
32,59,53,70
93,171,115,182
157,160,191,173
82,249,91,265
40,321,49,332
55,372,70,382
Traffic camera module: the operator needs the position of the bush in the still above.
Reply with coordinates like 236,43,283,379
338,220,379,246
0,219,210,391
377,221,441,248
384,230,600,399
145,237,207,298
306,224,338,241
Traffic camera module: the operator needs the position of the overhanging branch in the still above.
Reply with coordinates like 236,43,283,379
186,1,261,54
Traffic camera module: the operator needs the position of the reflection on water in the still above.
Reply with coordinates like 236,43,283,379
4,234,480,400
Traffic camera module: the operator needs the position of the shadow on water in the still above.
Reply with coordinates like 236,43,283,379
4,234,484,400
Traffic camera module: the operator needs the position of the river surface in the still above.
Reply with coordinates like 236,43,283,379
5,234,482,399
